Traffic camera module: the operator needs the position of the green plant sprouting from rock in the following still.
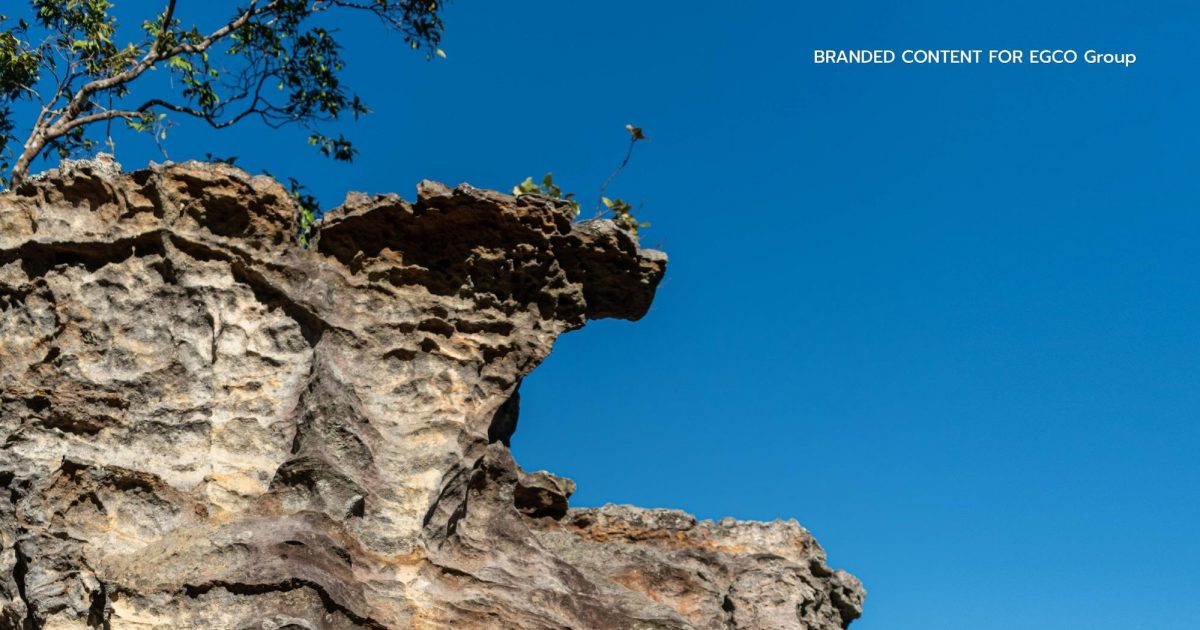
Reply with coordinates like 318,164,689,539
287,176,320,248
600,195,648,234
512,172,580,216
513,124,650,235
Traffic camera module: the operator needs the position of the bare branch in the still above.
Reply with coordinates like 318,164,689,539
59,108,141,129
159,0,178,53
597,138,638,215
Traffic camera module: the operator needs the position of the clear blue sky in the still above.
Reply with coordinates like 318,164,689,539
20,2,1200,628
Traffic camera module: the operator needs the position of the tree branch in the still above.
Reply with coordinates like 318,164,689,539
11,1,279,185
49,1,274,136
60,108,141,129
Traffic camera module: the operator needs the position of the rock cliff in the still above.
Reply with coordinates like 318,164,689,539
0,160,864,629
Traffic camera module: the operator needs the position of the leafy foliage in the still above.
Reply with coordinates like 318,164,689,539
203,152,238,165
512,172,580,216
287,176,320,247
512,124,650,235
0,0,448,188
0,13,42,180
601,196,649,234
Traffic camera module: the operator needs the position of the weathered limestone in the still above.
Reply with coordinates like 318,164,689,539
0,160,863,629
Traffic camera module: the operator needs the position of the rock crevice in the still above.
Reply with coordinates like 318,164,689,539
0,160,862,629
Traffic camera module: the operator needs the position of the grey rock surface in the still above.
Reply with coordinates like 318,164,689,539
514,470,576,519
0,160,863,629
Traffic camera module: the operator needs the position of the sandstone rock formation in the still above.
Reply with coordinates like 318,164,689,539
0,160,864,629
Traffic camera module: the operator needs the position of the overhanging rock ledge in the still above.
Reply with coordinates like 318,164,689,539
0,160,863,629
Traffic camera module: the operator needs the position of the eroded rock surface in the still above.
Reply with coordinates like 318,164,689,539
0,160,863,629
